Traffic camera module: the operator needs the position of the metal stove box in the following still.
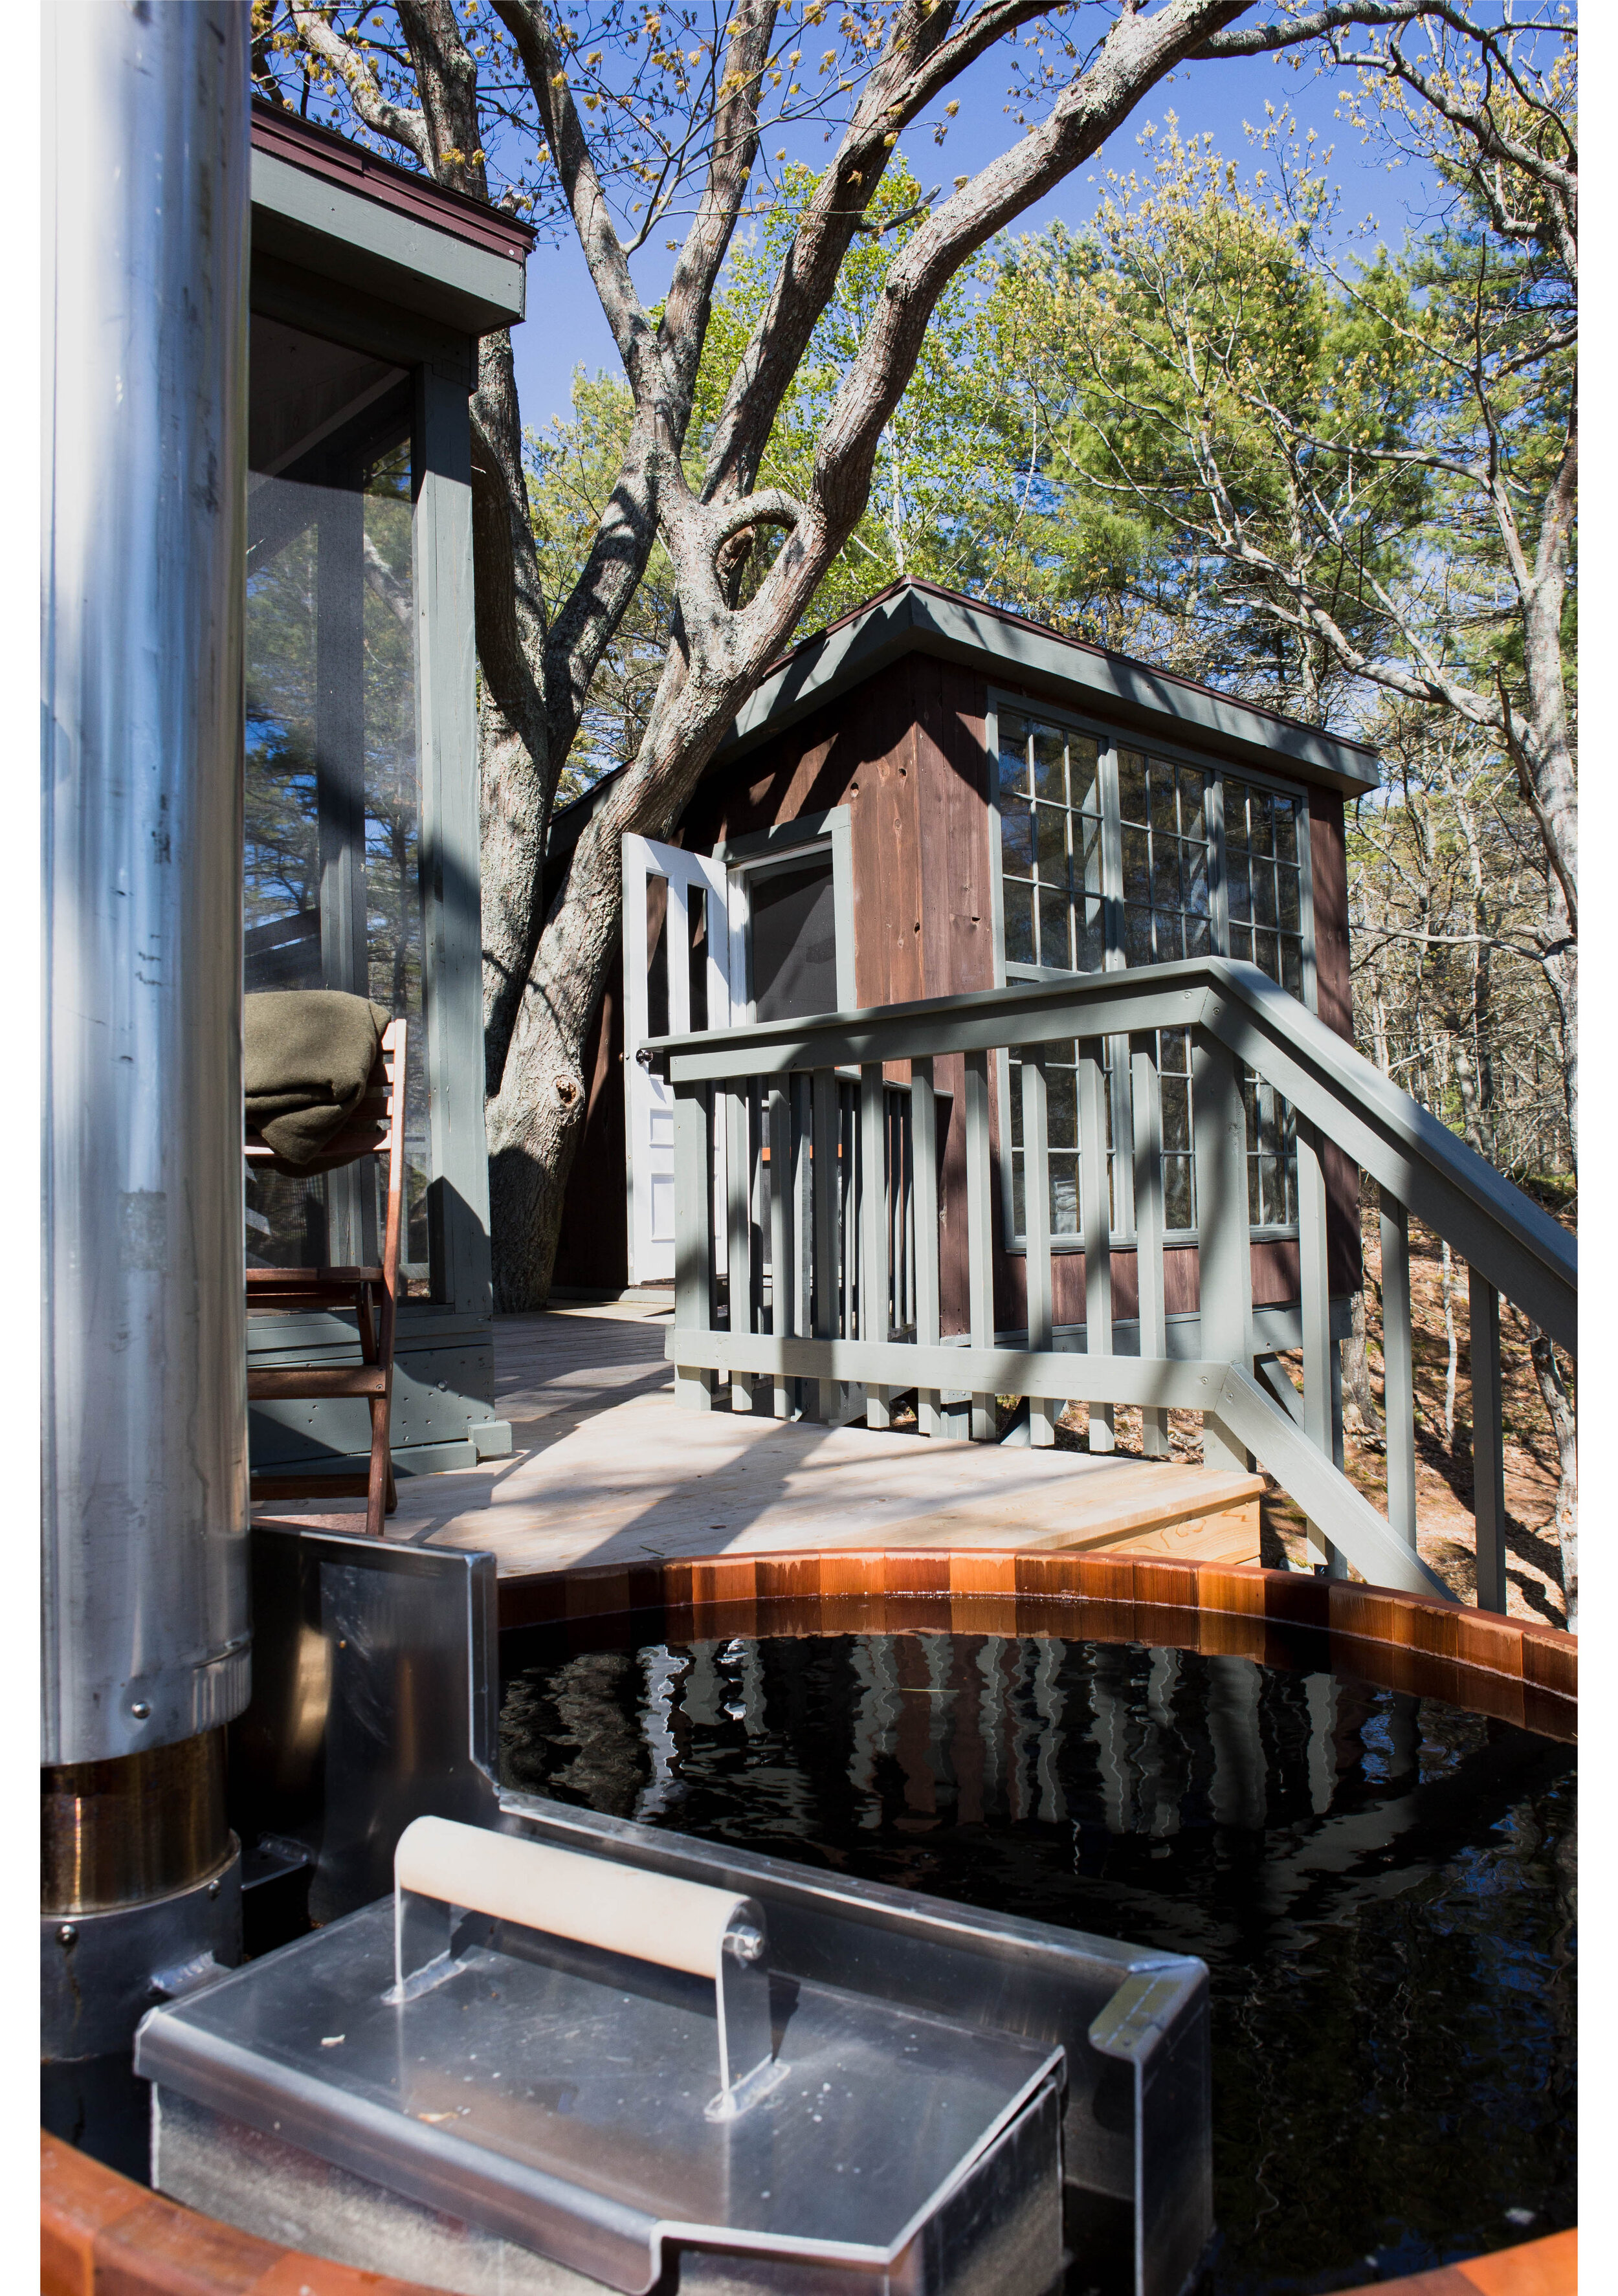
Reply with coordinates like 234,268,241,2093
137,1816,1065,2296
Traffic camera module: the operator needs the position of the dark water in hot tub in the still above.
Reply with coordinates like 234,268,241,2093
498,1628,1575,2295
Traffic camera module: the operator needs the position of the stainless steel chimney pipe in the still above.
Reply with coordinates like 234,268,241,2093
42,3,252,1772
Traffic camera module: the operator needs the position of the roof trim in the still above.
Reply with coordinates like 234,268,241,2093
718,579,1380,797
250,102,530,337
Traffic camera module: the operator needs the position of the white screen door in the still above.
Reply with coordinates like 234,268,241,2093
623,835,733,1284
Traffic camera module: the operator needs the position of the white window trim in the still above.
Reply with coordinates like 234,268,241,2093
715,806,857,1023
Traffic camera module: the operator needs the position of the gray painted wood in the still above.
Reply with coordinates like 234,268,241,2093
1020,1051,1057,1446
1192,1030,1253,1474
767,1083,793,1420
726,1086,755,1413
812,1066,841,1423
657,958,1573,1352
1380,1188,1418,1553
672,1081,715,1410
1469,1267,1508,1613
1129,1035,1169,1459
861,1064,894,1429
911,1057,944,1439
1079,1041,1115,1454
964,1048,997,1441
415,362,493,1321
1296,1120,1335,1571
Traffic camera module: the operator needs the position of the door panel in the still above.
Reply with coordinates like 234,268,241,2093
623,835,731,1285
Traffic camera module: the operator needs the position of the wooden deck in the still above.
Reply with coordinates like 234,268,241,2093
254,1303,1263,1576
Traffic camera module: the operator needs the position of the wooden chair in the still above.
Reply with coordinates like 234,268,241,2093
246,1017,406,1539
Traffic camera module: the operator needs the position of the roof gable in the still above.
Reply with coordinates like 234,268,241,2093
718,578,1379,797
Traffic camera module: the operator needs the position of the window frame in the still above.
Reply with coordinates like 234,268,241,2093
715,806,858,1022
984,687,1319,1252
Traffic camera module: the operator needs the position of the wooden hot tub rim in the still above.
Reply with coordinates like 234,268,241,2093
497,1549,1577,1739
41,1556,1576,2296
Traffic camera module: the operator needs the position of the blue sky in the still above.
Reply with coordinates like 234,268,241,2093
507,36,1442,441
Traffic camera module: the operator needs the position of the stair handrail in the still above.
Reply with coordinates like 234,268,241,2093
653,956,1575,1356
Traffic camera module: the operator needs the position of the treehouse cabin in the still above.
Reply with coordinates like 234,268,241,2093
553,577,1375,1389
241,102,533,1481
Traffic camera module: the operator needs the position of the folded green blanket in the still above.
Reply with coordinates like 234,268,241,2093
245,991,390,1169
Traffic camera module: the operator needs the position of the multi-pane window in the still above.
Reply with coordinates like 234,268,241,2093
997,713,1104,973
994,705,1313,1245
1223,775,1305,997
1118,750,1212,965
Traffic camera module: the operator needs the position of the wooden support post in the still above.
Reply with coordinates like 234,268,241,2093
1021,1050,1056,1446
861,1063,893,1429
811,1066,840,1424
726,1087,753,1412
1129,1033,1168,1459
1469,1266,1507,1613
1078,1039,1114,1454
1380,1187,1418,1553
767,1083,793,1420
1192,1030,1253,1472
911,1057,942,1438
672,1080,715,1411
1296,1118,1334,1570
964,1048,996,1442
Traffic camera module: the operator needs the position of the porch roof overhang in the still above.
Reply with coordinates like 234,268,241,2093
716,578,1381,798
249,101,533,338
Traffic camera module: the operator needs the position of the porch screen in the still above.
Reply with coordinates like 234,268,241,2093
995,708,1309,1244
243,316,429,1286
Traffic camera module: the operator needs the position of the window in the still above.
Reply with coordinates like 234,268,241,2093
992,700,1314,1246
997,714,1104,973
749,855,839,1022
243,317,430,1286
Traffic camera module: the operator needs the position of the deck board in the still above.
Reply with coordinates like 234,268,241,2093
255,1305,1263,1576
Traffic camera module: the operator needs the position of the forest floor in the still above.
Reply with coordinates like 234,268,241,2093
1032,1187,1575,1628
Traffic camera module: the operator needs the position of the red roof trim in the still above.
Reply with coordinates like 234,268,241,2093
766,576,1379,760
251,99,537,265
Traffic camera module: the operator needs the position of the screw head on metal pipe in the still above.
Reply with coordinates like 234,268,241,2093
56,1925,76,1947
130,1702,151,1721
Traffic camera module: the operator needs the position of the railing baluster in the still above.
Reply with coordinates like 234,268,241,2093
1129,1032,1168,1459
1296,1117,1334,1570
964,1048,996,1442
811,1066,839,1424
1380,1186,1417,1554
1469,1266,1507,1612
672,1078,715,1411
911,1057,942,1437
1021,1048,1056,1446
1078,1037,1114,1453
767,1081,793,1419
861,1063,892,1429
1192,1030,1253,1472
726,1085,753,1413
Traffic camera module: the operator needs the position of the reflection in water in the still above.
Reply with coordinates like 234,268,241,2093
500,1629,1575,2296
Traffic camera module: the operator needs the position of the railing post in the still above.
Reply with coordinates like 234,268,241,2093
726,1085,754,1413
811,1066,840,1424
1469,1266,1507,1612
861,1063,893,1429
911,1057,943,1439
767,1082,793,1420
1192,1029,1253,1472
1293,1120,1334,1570
1079,1039,1114,1453
1129,1032,1168,1459
1380,1187,1417,1554
672,1078,715,1411
1021,1049,1056,1446
964,1048,997,1442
